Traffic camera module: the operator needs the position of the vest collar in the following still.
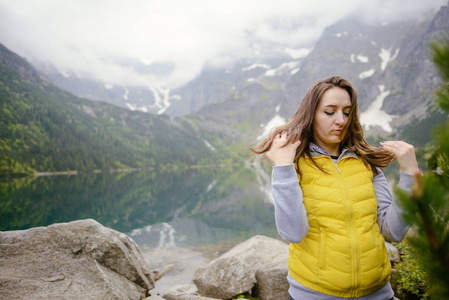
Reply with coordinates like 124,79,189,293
309,142,358,161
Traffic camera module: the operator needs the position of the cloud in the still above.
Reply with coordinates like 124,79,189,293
352,0,447,24
0,0,446,88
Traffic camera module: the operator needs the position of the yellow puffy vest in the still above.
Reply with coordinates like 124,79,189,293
289,155,391,298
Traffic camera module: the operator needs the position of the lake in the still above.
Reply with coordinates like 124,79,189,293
0,161,279,295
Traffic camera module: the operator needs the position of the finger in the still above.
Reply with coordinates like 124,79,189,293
274,131,286,140
381,141,419,173
380,141,413,156
291,139,301,148
380,141,398,152
380,144,403,159
282,137,300,149
381,141,413,148
380,140,405,149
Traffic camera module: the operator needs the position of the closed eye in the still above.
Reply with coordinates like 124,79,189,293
325,111,350,117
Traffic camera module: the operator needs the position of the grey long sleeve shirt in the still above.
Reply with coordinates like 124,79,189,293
272,153,413,300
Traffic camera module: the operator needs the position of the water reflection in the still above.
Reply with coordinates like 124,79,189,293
129,218,236,295
249,156,274,205
0,163,278,293
0,166,273,231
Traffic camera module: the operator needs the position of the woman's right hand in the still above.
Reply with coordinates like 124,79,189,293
265,131,301,166
380,141,420,175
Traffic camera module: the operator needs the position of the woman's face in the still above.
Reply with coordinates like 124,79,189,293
313,87,352,156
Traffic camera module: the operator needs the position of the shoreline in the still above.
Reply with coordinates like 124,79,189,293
1,162,242,178
34,168,144,177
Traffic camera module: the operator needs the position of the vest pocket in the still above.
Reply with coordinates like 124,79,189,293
319,227,327,269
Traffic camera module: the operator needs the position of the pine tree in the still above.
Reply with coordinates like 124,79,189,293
396,35,449,300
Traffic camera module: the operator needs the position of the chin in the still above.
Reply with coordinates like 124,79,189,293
326,138,342,144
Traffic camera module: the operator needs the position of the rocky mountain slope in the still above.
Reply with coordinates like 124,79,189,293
38,61,175,115
0,44,232,175
180,3,449,145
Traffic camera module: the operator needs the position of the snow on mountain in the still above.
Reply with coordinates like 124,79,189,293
360,85,395,132
242,63,271,72
126,102,137,111
123,88,129,100
379,47,400,71
350,54,369,63
335,31,348,38
117,84,172,115
265,62,300,76
284,47,312,59
257,105,286,140
149,85,171,115
359,68,376,79
291,68,300,75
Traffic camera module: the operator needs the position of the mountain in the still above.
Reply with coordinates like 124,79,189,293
32,4,449,146
163,51,309,117
3,3,449,177
0,43,232,176
170,4,449,146
36,61,175,115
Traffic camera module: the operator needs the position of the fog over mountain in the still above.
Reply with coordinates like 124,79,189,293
0,0,446,88
1,0,448,145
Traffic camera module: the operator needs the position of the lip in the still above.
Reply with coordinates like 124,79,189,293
332,129,342,134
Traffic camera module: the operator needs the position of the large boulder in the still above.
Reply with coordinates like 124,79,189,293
193,235,289,300
0,219,154,299
193,256,256,299
255,267,289,300
162,283,221,300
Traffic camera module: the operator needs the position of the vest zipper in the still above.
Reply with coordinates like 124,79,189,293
334,158,361,296
333,160,341,173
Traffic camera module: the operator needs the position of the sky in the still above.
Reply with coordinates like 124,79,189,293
0,0,447,88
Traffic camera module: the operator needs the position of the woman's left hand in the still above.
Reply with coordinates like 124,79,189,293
380,141,420,174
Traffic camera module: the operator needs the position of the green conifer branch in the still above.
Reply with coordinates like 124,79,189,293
395,33,449,299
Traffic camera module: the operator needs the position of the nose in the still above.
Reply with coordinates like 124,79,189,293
335,112,346,125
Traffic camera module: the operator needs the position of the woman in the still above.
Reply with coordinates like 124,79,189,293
252,76,420,299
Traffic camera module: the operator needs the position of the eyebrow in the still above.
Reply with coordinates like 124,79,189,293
322,105,352,109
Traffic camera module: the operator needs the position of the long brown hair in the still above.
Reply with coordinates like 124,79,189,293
251,75,395,175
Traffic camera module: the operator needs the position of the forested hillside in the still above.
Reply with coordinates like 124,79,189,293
0,45,232,176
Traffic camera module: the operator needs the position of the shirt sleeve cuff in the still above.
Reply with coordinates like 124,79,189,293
397,171,414,192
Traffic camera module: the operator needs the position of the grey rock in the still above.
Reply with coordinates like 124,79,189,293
152,264,175,281
146,296,166,300
194,256,256,299
220,235,289,300
255,268,290,300
193,235,289,300
385,241,401,263
219,235,289,270
163,283,221,300
0,219,154,300
164,283,198,297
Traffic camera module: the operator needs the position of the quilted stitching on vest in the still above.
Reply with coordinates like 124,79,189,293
289,155,391,298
